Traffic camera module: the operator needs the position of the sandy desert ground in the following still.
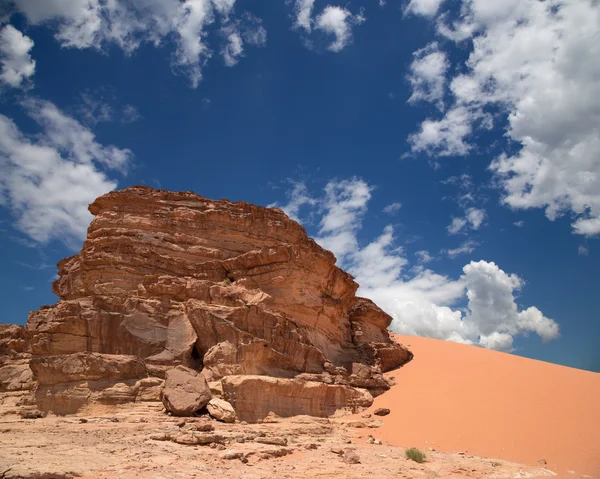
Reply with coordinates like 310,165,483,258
0,402,559,479
365,335,600,477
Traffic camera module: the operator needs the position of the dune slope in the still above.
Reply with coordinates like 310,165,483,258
368,335,600,476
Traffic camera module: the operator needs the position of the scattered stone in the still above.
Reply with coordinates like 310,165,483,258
258,448,293,460
79,418,88,424
538,459,547,465
373,408,390,416
221,450,245,460
190,422,214,432
175,420,186,427
330,447,344,455
361,413,372,419
343,449,361,464
207,397,236,423
19,409,44,419
255,436,288,446
304,443,319,450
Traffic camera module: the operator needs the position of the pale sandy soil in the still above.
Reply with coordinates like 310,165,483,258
362,335,600,478
0,402,556,479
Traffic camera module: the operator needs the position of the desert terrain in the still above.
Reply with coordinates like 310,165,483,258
366,334,600,477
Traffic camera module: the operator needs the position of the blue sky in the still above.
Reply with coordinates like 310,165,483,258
0,0,598,372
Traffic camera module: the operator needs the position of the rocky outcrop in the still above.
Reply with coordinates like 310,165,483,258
221,375,374,422
0,186,411,419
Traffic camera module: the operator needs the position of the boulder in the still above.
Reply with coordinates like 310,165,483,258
161,366,212,416
207,397,236,423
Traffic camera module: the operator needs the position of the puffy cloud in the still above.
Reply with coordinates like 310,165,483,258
407,42,448,109
7,0,266,87
409,106,491,156
415,250,434,263
0,99,131,247
276,178,559,352
448,207,485,234
405,0,446,17
382,202,402,215
407,0,600,236
0,24,35,89
315,6,365,52
293,0,315,32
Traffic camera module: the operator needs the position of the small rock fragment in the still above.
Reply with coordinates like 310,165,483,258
255,436,288,446
373,408,390,416
343,449,361,464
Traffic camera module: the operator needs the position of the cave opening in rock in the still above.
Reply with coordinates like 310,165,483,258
190,344,203,369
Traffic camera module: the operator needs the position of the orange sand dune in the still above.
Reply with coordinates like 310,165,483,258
368,335,600,477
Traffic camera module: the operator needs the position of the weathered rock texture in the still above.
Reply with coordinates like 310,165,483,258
0,186,412,419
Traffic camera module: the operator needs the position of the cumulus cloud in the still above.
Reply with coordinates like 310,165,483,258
382,202,402,215
0,24,35,89
404,0,446,17
415,250,433,263
315,6,365,52
407,0,600,236
0,99,131,247
275,178,559,352
7,0,266,87
293,0,315,32
407,42,448,109
448,207,485,234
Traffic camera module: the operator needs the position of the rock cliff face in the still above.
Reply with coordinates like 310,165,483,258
0,186,412,420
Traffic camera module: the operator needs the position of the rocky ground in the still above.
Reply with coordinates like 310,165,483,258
0,402,556,479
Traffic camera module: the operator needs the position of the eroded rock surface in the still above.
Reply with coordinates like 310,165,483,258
0,186,412,420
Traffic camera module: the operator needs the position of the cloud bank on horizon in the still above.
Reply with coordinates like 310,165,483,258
0,0,597,356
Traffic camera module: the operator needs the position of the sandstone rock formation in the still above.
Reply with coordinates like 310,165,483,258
0,186,412,420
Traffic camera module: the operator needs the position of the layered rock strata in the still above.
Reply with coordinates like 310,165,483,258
0,186,412,419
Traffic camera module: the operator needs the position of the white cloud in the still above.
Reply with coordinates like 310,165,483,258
293,0,315,32
407,0,600,236
0,24,35,89
405,0,446,17
315,6,365,52
0,99,131,247
447,217,467,235
315,178,372,260
121,104,141,124
269,181,317,223
407,42,448,109
513,220,525,228
445,239,478,258
449,206,486,234
8,0,266,88
276,178,559,352
415,250,433,263
409,105,491,156
382,202,402,215
220,13,267,67
578,245,589,256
